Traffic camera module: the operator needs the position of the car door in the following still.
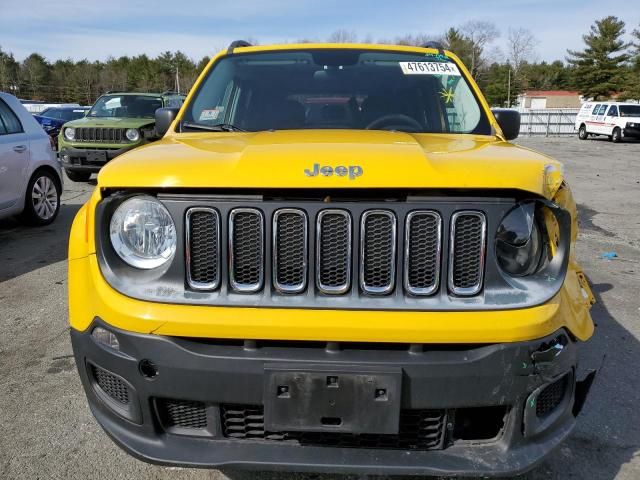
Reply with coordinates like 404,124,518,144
0,98,29,212
585,104,600,134
604,105,619,135
594,104,608,134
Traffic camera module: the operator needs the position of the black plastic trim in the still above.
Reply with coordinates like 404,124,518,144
70,320,583,476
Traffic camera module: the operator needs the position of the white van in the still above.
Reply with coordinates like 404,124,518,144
575,101,640,142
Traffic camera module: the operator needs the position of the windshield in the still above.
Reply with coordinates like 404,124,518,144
41,108,87,121
620,105,640,117
88,95,163,118
183,49,490,134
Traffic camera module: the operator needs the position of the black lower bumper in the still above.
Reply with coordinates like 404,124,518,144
70,319,594,477
623,126,640,139
59,145,138,172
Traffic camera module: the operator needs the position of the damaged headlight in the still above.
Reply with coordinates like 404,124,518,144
496,202,545,276
109,196,176,269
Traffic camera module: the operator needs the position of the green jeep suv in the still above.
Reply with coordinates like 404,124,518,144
58,91,185,182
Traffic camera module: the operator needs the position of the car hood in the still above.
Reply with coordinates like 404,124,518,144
98,130,563,198
34,116,64,127
64,116,155,129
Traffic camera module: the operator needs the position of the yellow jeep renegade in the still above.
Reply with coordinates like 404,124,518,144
68,41,597,477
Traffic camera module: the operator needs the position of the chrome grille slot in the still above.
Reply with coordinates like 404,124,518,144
273,209,308,293
229,208,264,292
186,208,220,290
316,210,352,294
404,211,441,296
448,211,486,296
360,210,396,295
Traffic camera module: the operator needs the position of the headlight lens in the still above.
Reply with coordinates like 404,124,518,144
109,196,176,269
125,128,140,142
64,127,75,141
495,202,544,276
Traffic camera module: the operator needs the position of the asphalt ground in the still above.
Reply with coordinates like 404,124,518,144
0,136,639,480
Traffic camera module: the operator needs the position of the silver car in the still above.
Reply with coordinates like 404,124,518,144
0,92,63,225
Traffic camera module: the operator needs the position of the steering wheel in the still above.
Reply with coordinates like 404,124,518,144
366,114,423,131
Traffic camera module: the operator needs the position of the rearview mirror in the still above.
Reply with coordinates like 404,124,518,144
155,107,180,137
491,109,521,141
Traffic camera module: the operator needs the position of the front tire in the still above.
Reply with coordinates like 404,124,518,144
19,170,61,226
578,124,588,140
612,127,623,143
65,169,92,182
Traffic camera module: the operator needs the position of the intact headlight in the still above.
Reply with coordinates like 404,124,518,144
495,202,545,276
125,128,140,142
64,127,75,141
109,196,176,269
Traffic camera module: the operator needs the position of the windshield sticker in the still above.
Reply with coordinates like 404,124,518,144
424,53,449,62
399,61,461,76
440,87,455,104
199,108,223,121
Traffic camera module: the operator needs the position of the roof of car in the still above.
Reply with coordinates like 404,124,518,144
222,42,451,57
102,91,183,97
44,105,90,110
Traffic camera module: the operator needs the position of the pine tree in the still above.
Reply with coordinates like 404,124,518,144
443,28,476,72
567,16,630,100
622,25,640,100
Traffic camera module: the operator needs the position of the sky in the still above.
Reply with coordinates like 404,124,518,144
1,0,639,63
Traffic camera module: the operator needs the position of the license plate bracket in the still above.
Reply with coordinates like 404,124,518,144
85,150,107,165
264,364,402,434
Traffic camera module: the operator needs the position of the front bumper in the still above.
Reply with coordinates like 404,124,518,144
623,126,640,138
59,144,140,172
71,319,593,477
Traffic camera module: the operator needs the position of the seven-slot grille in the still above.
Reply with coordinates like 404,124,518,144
185,207,486,297
74,127,128,143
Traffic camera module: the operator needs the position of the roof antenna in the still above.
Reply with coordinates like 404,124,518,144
422,41,446,56
227,40,253,55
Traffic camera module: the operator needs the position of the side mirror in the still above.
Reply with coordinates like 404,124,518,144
491,108,521,141
155,107,180,137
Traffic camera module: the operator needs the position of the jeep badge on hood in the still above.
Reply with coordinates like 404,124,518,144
304,163,363,179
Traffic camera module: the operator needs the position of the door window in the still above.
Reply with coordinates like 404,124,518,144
591,104,601,115
607,105,618,117
597,104,608,115
0,99,24,135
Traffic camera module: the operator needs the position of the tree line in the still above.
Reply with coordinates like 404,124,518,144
1,16,638,106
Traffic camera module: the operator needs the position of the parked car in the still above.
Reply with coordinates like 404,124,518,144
58,91,185,182
575,101,640,142
0,92,63,225
34,106,90,148
68,41,596,477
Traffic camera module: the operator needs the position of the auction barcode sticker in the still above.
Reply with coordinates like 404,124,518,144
399,62,461,76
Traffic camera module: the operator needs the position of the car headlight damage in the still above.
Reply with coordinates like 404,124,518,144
109,196,176,269
496,202,546,276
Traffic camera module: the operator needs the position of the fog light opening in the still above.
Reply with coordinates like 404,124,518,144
91,327,120,351
139,359,158,379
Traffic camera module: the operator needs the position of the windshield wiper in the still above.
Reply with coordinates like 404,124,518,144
180,121,246,132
